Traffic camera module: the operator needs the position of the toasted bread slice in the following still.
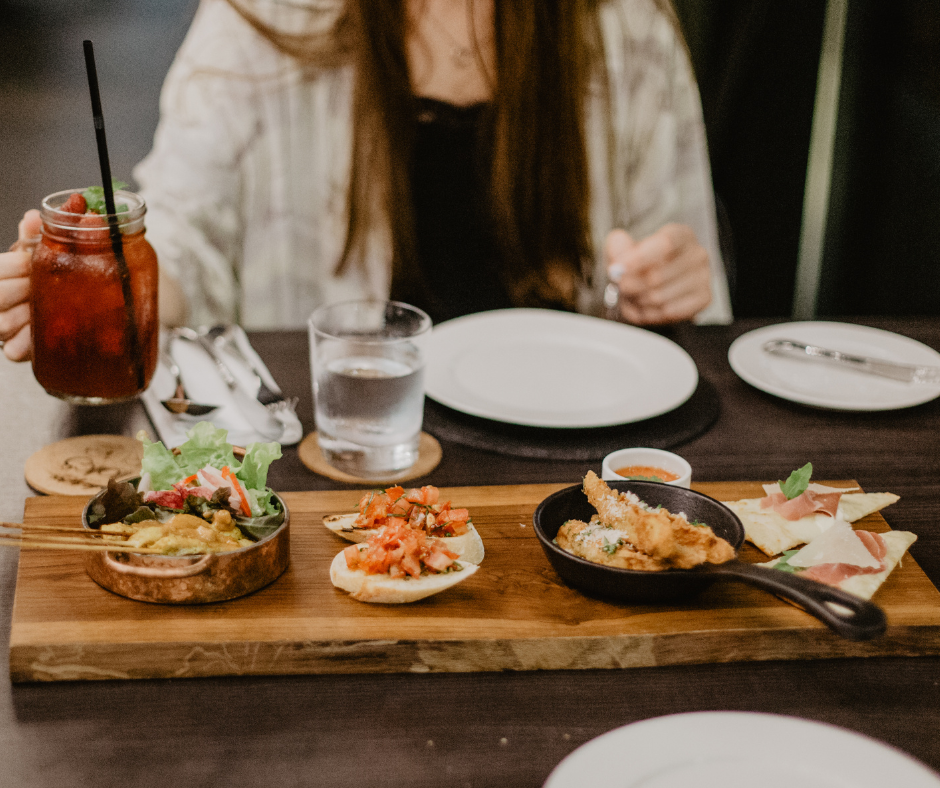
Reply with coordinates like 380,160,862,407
323,514,485,564
329,549,479,603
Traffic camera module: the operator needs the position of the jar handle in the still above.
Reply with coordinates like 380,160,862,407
103,553,214,578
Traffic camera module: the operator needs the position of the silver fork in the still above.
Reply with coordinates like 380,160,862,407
204,325,298,414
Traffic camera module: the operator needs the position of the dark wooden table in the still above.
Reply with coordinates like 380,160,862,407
3,317,940,787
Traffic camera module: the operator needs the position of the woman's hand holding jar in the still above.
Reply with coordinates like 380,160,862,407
0,209,41,362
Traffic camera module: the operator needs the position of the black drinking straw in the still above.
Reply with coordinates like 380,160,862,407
82,39,145,391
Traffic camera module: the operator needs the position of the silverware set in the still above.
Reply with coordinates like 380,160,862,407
159,325,298,440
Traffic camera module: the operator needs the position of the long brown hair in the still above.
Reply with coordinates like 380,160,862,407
225,0,675,309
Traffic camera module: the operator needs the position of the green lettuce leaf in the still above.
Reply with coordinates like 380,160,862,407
138,432,184,491
238,441,282,493
174,422,239,477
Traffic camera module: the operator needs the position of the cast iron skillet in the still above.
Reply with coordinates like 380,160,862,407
532,480,886,641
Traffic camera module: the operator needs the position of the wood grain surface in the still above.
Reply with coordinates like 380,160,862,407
10,481,940,683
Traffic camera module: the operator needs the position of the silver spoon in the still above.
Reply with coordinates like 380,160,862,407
159,348,220,417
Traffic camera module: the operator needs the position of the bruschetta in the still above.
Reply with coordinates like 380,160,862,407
323,484,485,564
330,522,479,603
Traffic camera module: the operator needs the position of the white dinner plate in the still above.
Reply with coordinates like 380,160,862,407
728,321,940,411
425,309,698,428
545,712,940,788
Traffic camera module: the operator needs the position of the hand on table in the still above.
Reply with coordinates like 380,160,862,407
0,210,40,362
604,223,712,325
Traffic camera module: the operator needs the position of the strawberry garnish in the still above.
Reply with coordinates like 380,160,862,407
61,193,87,214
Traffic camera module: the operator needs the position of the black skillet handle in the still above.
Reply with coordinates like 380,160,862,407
710,562,887,641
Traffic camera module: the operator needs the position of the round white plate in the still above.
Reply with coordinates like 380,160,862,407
728,321,940,411
545,712,940,788
425,309,698,428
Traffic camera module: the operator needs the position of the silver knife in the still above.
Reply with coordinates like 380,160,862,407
172,327,284,440
763,339,940,385
205,324,287,406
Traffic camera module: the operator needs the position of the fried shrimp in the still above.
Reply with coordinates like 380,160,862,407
570,472,735,571
583,471,677,561
669,514,735,569
556,517,665,571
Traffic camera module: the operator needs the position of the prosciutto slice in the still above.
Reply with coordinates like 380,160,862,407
760,489,843,521
800,531,887,586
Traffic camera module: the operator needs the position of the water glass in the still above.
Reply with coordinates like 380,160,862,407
308,300,432,475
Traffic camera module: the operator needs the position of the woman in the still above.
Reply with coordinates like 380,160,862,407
0,0,730,362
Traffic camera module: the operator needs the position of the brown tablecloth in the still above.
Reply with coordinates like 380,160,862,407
3,317,940,787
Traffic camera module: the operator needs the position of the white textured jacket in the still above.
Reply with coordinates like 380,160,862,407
135,0,732,329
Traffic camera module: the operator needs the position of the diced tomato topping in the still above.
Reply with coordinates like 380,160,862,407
344,544,363,569
405,486,439,505
424,544,458,572
351,485,472,541
356,490,391,528
345,523,458,578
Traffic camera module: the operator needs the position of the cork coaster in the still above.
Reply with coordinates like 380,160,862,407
298,432,442,485
24,434,143,496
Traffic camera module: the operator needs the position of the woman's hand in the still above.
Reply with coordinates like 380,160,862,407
0,210,41,361
604,224,712,325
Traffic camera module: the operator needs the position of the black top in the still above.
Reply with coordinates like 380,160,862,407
394,96,512,325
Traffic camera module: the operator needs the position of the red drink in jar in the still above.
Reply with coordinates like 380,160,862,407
30,188,159,403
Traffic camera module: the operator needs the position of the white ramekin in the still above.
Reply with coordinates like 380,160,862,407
600,447,692,488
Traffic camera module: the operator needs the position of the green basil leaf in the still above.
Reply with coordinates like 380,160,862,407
779,462,813,500
773,549,802,574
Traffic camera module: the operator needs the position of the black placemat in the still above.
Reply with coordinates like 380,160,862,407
422,377,720,461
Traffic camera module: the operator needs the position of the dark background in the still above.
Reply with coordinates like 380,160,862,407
2,0,938,320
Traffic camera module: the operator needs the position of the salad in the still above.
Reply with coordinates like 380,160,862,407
87,423,284,542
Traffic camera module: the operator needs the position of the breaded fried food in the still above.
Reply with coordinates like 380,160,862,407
581,471,735,570
557,517,664,571
583,471,676,561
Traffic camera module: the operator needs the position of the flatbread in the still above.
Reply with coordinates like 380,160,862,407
724,492,899,556
838,492,900,523
760,530,917,600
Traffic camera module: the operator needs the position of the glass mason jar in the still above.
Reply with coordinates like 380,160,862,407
30,188,159,404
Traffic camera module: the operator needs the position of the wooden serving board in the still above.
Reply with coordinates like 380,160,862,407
10,482,940,682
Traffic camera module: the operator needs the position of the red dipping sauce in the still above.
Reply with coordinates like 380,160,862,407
613,465,679,482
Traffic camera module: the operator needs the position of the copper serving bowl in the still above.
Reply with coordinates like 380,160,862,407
81,482,290,604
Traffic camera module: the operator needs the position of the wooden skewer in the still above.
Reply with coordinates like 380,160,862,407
0,534,165,554
1,522,108,535
1,527,130,541
0,532,125,545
